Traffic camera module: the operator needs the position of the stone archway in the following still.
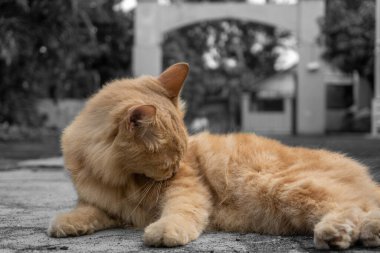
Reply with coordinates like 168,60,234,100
134,0,325,134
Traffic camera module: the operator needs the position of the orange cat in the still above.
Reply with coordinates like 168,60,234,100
48,63,380,250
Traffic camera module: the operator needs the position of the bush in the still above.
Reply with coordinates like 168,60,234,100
0,0,133,127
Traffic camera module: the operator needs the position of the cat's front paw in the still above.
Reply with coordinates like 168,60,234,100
48,213,95,237
143,216,199,247
360,210,380,247
314,219,358,249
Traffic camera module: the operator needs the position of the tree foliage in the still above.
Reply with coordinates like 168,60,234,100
0,0,133,126
320,0,375,85
163,19,291,122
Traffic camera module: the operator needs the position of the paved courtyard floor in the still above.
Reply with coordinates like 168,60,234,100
1,134,380,252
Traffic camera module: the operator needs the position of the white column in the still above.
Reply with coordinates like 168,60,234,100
133,1,162,76
296,0,325,134
372,0,380,136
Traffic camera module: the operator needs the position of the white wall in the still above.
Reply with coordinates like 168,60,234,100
241,93,292,135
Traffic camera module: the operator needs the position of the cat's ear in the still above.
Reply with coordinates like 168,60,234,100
128,105,156,131
127,105,162,151
158,62,189,100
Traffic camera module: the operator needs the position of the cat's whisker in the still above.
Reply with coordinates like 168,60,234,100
128,180,151,201
129,181,155,218
145,180,159,202
129,185,150,218
136,181,153,202
155,181,162,205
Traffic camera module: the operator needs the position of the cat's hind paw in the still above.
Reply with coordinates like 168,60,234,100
360,210,380,247
47,214,95,237
314,219,358,249
143,216,199,247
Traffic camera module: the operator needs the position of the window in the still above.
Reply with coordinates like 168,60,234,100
257,98,284,112
326,85,353,109
250,93,284,112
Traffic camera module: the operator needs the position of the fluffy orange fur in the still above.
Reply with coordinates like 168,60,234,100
48,63,380,250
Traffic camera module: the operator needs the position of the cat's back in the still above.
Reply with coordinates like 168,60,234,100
186,132,367,177
186,132,372,190
186,132,293,173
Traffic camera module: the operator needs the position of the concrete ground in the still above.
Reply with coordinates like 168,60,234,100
1,135,380,252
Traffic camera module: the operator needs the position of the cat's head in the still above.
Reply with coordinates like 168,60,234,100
86,63,189,182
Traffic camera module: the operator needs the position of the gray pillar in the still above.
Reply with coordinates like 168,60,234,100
133,2,162,76
296,0,325,134
133,45,162,76
372,0,380,136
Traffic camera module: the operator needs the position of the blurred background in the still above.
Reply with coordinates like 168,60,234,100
0,0,378,161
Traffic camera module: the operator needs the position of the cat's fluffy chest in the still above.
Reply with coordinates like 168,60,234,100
73,172,160,228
